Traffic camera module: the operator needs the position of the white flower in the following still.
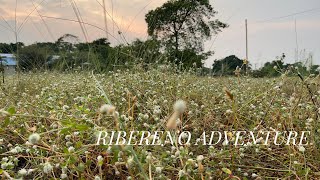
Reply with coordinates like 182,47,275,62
65,135,71,141
146,154,152,162
68,146,75,153
94,176,101,180
61,173,68,179
62,105,69,111
127,156,134,167
180,132,189,139
10,146,22,154
173,100,187,114
196,155,204,163
2,157,8,162
18,168,27,176
43,162,53,174
222,140,228,146
186,158,195,165
143,114,149,120
27,169,35,174
155,166,162,174
1,162,13,169
306,118,313,123
298,146,305,153
97,155,103,163
99,104,115,115
153,106,161,115
225,109,233,114
28,133,41,144
178,170,185,177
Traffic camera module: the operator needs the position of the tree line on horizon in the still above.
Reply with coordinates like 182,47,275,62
0,0,319,77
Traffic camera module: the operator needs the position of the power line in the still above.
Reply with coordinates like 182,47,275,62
30,0,56,41
252,7,320,24
40,15,120,43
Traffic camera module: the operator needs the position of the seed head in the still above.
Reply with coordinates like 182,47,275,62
155,166,162,174
43,162,53,174
99,104,116,115
196,155,204,163
298,146,305,153
28,133,41,145
18,168,27,176
61,173,68,179
127,156,134,167
223,87,234,101
173,100,187,114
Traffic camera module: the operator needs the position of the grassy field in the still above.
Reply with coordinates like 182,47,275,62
0,67,319,179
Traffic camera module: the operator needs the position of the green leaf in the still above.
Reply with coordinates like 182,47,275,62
75,124,89,131
222,167,232,175
3,117,10,127
59,128,71,135
0,169,3,174
77,163,85,172
7,107,15,115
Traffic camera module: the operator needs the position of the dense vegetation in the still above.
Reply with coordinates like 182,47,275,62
0,66,320,179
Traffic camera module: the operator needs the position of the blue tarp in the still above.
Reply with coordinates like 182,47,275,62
0,54,16,66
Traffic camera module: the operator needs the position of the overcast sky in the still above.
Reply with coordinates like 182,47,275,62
0,0,319,68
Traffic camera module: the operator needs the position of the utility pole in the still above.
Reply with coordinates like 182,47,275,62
294,19,299,63
245,19,248,75
0,56,4,84
102,0,108,39
221,63,224,76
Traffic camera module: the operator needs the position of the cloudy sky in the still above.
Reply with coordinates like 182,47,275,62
0,0,319,67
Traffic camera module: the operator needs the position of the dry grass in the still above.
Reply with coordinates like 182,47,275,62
0,68,319,179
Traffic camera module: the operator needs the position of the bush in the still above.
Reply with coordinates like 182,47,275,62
18,44,52,71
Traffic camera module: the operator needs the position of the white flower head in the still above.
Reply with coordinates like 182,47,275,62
61,173,68,179
97,155,103,163
68,146,75,153
28,133,41,144
43,162,53,174
196,155,204,163
178,169,185,177
298,146,305,153
127,156,134,167
62,105,69,111
174,100,187,114
155,166,162,174
99,104,116,115
18,168,27,176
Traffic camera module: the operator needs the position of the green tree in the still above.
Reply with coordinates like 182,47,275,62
129,38,162,64
19,44,53,71
310,65,320,75
0,42,24,53
259,54,286,77
145,0,227,62
55,34,79,53
212,55,245,75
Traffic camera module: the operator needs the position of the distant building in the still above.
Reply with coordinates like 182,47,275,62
0,53,16,75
